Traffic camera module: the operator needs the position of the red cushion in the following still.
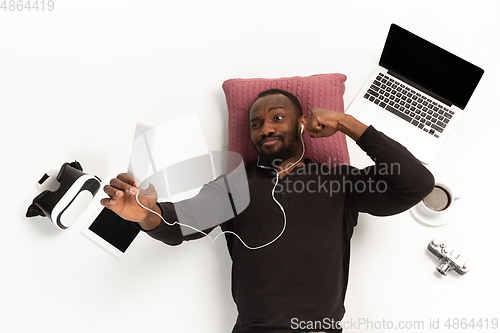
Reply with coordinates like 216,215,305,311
222,73,350,166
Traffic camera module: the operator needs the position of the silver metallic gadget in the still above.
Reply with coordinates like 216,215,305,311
428,238,470,276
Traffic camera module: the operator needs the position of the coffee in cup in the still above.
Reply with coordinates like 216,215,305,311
422,185,451,212
418,181,461,218
411,181,461,226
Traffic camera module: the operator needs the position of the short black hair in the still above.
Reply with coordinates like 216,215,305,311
252,88,303,118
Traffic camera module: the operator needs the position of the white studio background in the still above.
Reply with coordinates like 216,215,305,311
1,1,499,332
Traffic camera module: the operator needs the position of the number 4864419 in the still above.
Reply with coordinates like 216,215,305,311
1,0,55,11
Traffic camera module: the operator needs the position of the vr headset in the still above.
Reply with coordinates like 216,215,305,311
26,161,101,230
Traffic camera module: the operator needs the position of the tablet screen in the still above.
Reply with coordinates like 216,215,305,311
87,208,140,253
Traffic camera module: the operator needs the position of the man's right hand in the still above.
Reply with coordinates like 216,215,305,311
306,107,368,142
101,173,162,230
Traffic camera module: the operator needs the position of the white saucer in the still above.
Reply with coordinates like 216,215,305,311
409,198,462,227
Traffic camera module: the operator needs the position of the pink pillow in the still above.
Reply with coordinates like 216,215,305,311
222,73,350,167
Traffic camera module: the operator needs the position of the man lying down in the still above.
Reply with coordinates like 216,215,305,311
101,89,434,332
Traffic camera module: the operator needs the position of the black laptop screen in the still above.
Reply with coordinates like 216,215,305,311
379,24,484,109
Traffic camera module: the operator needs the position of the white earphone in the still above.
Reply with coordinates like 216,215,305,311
301,124,304,134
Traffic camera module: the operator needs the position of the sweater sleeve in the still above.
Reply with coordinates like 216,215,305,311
133,202,182,245
135,172,240,246
348,125,434,216
134,202,216,246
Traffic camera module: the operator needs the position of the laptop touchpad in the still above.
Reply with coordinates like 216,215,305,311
375,114,411,144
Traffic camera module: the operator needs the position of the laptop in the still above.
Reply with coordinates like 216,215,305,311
346,24,484,164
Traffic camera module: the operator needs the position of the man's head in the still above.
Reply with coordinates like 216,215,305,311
248,89,306,168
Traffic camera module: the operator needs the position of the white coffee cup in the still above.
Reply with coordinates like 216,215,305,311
415,181,461,218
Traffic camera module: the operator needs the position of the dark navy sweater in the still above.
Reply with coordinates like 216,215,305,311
139,126,434,332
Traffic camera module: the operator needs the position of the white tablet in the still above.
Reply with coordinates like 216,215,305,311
82,205,143,259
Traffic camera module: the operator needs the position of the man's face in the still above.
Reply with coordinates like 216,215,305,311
249,94,303,167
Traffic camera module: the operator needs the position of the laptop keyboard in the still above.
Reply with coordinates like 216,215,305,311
363,73,454,138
